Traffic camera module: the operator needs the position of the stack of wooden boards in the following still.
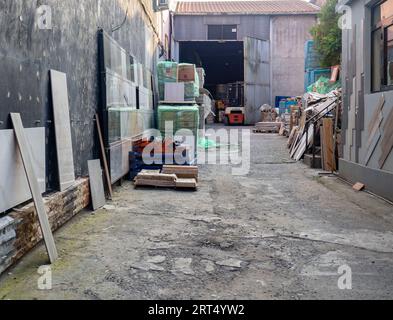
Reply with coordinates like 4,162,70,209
134,166,198,190
253,122,282,133
288,90,340,162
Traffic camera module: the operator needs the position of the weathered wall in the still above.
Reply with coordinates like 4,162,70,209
340,0,393,201
0,0,159,191
271,15,316,100
174,15,271,41
0,178,90,275
174,13,317,104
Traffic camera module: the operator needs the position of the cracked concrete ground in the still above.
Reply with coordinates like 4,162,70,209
1,129,393,300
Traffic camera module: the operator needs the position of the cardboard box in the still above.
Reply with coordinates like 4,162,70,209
164,82,185,102
178,64,196,82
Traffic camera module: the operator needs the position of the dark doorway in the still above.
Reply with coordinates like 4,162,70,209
179,41,244,98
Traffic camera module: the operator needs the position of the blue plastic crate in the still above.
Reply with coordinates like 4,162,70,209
275,96,291,109
279,100,297,115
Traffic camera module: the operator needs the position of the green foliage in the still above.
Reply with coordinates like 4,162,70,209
310,0,342,67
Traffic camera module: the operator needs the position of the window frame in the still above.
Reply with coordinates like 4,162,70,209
371,0,393,92
207,24,238,41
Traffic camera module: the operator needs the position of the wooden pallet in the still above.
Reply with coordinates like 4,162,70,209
159,100,196,105
134,171,197,190
253,129,279,134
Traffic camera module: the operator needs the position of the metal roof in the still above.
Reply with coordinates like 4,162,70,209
175,1,320,15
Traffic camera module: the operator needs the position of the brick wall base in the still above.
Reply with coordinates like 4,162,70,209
0,178,90,275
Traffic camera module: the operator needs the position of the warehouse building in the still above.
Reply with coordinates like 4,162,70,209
173,0,320,124
339,0,393,202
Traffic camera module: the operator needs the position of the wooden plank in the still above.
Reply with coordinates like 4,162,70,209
176,178,198,189
10,113,58,264
379,135,393,169
162,165,199,181
364,106,384,165
321,118,335,171
368,95,385,134
95,114,113,199
364,129,382,166
50,70,75,191
293,124,314,161
287,126,298,148
88,160,106,211
367,112,383,148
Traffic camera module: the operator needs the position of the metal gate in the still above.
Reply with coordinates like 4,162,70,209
243,37,271,125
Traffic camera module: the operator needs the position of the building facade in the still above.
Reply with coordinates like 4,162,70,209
339,0,393,201
173,0,319,121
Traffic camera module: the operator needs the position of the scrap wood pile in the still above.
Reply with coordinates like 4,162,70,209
254,102,299,136
134,166,198,190
287,89,341,170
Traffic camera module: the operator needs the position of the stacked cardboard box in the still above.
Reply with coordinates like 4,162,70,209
157,62,200,102
157,61,178,101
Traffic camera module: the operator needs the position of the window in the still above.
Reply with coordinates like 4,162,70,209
208,25,237,40
128,55,135,83
372,0,393,91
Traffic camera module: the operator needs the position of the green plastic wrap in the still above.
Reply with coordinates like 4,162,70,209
157,105,200,145
307,76,341,94
157,61,178,101
183,71,200,101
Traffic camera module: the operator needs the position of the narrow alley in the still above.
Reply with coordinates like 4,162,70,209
1,129,392,300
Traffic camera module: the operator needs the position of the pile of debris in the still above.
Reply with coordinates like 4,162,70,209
287,90,341,170
254,104,282,134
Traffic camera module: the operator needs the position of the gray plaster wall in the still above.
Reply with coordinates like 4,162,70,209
341,0,393,173
0,0,159,190
271,15,316,100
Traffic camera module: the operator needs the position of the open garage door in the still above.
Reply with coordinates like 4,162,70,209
244,37,271,125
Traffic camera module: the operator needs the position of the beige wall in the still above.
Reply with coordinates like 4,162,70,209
271,15,317,100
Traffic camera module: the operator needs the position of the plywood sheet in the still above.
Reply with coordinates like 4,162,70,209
0,128,45,213
50,69,75,191
88,160,106,211
10,113,58,263
95,114,113,199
